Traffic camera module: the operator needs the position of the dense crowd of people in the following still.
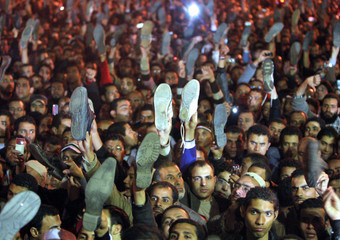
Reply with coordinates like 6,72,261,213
0,0,340,239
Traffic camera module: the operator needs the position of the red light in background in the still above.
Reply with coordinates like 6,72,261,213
279,0,285,3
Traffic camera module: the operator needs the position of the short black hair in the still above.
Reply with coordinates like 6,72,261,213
11,173,39,193
103,205,130,231
299,198,325,218
247,124,270,141
51,113,71,129
14,116,36,132
24,204,59,236
279,126,302,147
322,93,340,107
186,160,214,179
317,126,338,140
147,181,179,204
243,153,270,165
110,97,130,112
291,169,305,179
305,117,325,129
269,118,287,126
169,219,206,240
249,162,272,182
243,187,279,212
225,125,245,141
279,158,302,178
108,122,128,137
152,161,179,182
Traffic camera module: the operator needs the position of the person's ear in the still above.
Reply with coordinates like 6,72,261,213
110,110,116,119
30,87,34,95
111,224,123,235
274,210,278,220
101,95,105,102
240,205,245,218
30,227,39,238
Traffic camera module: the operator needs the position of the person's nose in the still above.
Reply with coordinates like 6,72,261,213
256,214,265,225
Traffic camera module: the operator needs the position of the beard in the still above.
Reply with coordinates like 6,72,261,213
320,110,338,124
0,85,13,98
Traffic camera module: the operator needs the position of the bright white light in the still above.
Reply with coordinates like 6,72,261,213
188,3,199,17
60,6,64,11
136,23,144,29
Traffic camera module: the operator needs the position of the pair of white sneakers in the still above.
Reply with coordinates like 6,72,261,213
154,80,200,131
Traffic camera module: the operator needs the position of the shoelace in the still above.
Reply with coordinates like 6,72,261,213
180,122,185,151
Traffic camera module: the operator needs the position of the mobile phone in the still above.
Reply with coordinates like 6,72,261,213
52,104,58,116
337,80,340,90
228,58,235,63
224,38,228,44
265,52,273,56
136,23,144,29
15,138,25,155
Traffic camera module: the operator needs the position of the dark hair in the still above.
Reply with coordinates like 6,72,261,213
147,181,179,204
161,205,189,222
277,177,294,207
247,125,270,141
269,118,287,126
225,126,245,141
317,126,338,140
169,219,206,240
299,198,325,218
103,205,130,231
329,173,340,184
279,158,302,178
289,111,306,124
305,117,325,129
279,126,302,147
243,187,279,212
215,162,234,176
103,132,126,145
110,97,130,112
153,161,179,182
186,160,214,179
140,104,154,112
14,116,36,132
249,162,272,182
291,169,305,179
11,173,39,193
24,204,59,236
51,113,71,129
323,93,340,107
243,153,270,165
108,122,128,136
122,223,163,240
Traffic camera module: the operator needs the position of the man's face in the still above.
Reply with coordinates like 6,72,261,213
321,98,338,123
230,175,259,201
22,65,33,77
240,157,253,176
169,223,198,240
316,84,328,101
215,171,232,199
226,132,244,158
9,100,26,120
291,176,318,207
15,78,31,101
32,76,43,91
234,85,250,106
282,135,299,159
7,183,28,201
118,59,133,77
319,136,335,161
120,77,136,96
39,214,62,239
328,159,340,178
51,82,65,100
39,116,53,134
123,166,135,197
198,99,212,114
0,74,15,97
30,100,47,115
305,121,321,138
104,85,120,103
159,165,186,199
189,165,216,201
290,112,306,128
195,128,213,150
39,66,51,82
269,122,285,144
111,100,132,122
128,91,144,111
161,208,189,239
140,110,154,124
243,199,277,239
104,139,125,163
247,134,270,155
238,112,255,132
150,186,175,216
123,123,138,147
56,118,71,136
300,208,327,240
164,72,178,86
17,122,36,143
0,115,10,138
247,91,263,112
280,166,296,181
66,66,81,91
